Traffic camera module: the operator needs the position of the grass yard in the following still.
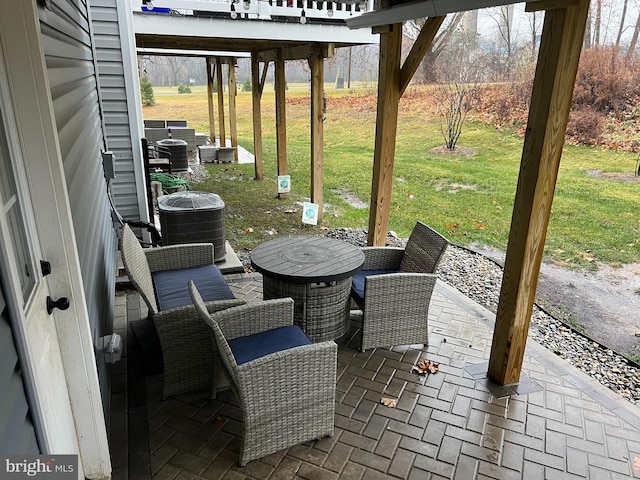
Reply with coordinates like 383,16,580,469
144,83,640,270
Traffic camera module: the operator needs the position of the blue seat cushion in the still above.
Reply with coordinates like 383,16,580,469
228,326,312,365
153,264,234,311
351,269,397,305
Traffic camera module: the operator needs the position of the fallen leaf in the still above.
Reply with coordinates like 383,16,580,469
412,358,440,376
242,227,254,234
380,397,397,408
284,209,297,214
213,416,224,427
634,456,640,471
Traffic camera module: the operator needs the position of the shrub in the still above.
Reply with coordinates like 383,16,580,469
140,75,155,106
241,78,252,92
566,107,604,146
178,84,192,94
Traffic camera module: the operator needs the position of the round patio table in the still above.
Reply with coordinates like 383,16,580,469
251,236,365,341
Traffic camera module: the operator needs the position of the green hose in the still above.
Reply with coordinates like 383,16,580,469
150,173,191,194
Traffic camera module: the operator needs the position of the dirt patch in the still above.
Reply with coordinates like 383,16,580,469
586,169,640,182
431,145,478,158
474,245,640,358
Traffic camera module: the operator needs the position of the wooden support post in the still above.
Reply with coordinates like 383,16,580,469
310,46,324,222
488,0,589,385
206,57,216,144
275,49,287,198
251,53,264,180
216,58,226,147
228,57,239,162
367,23,403,246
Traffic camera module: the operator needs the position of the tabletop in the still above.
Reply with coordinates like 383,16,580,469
250,236,365,284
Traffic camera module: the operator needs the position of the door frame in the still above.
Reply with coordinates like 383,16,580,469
0,2,110,478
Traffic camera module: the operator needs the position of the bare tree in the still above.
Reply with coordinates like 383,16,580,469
594,0,603,46
627,5,640,58
403,13,466,83
434,33,480,151
616,0,630,47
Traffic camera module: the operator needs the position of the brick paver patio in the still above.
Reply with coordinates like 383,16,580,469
111,273,640,479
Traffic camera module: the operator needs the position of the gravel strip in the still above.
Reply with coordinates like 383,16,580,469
238,227,640,405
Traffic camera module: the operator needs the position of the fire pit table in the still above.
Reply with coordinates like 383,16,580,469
250,236,365,342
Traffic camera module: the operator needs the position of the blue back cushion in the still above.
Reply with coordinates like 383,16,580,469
153,264,234,311
228,326,311,365
351,269,397,304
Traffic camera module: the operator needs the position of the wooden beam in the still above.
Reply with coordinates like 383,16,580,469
367,23,403,246
216,58,226,147
275,48,287,198
206,57,216,144
399,16,445,95
251,52,264,180
488,0,590,385
258,44,331,63
259,60,269,96
525,0,578,12
310,46,324,222
228,57,239,162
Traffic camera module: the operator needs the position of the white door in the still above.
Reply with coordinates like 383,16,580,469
0,50,80,456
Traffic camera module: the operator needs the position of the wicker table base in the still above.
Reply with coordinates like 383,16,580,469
262,276,352,342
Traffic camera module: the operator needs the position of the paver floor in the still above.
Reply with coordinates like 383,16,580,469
111,273,640,479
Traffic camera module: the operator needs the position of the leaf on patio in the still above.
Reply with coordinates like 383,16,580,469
634,456,640,471
380,397,397,408
213,416,225,427
412,358,440,376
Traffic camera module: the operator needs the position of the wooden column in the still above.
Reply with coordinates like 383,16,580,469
216,58,226,147
367,24,403,246
309,46,324,221
228,57,239,162
251,53,266,180
366,17,444,246
488,0,590,385
206,57,216,144
275,49,287,197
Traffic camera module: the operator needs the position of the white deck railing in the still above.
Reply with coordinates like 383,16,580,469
137,0,371,23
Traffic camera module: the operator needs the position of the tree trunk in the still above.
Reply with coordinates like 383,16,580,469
594,0,602,46
615,0,629,47
627,9,640,58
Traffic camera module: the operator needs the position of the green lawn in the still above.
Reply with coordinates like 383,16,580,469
144,84,640,269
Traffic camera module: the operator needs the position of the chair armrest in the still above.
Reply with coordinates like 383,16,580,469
234,341,337,400
361,247,404,270
145,243,215,272
210,298,296,340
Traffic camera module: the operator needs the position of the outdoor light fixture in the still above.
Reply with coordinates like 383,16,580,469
327,2,333,16
243,0,250,9
230,3,238,19
359,0,366,11
300,9,307,23
143,0,154,9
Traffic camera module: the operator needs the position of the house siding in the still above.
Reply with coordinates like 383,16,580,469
90,0,144,222
38,0,116,421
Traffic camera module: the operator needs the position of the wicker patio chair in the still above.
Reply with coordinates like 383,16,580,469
120,224,244,398
189,281,337,467
350,222,448,351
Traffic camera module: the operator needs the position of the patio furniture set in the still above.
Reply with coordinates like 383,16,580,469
119,221,449,467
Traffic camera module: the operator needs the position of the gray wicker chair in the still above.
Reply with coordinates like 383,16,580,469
120,224,244,398
189,281,337,467
351,222,448,351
